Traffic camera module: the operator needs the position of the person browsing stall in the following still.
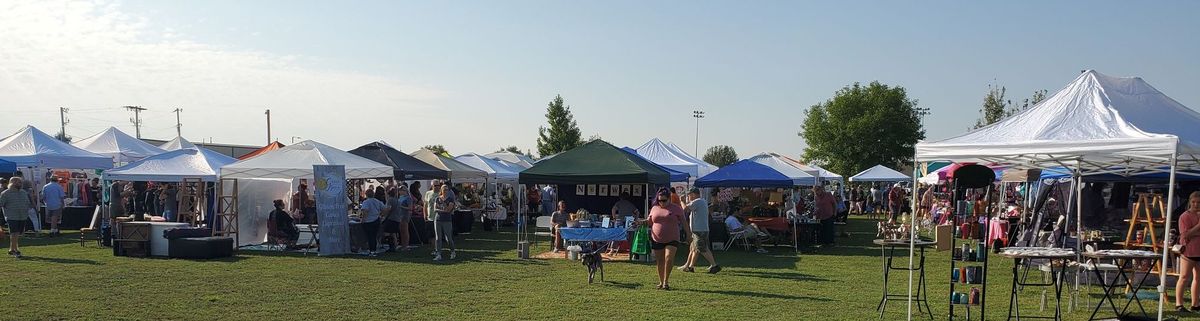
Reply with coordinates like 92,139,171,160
1175,191,1200,312
40,176,66,237
384,186,413,252
814,184,838,247
433,184,458,261
611,192,641,219
358,189,386,256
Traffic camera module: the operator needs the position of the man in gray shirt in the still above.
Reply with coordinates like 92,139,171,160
679,188,720,274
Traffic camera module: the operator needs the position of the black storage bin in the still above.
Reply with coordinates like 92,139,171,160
168,237,233,259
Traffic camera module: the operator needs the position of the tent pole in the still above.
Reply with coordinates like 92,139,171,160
1073,163,1084,306
1158,147,1178,321
907,160,919,321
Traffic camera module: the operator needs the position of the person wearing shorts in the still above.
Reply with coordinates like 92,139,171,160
679,188,719,274
646,187,684,290
42,177,66,237
1,177,33,258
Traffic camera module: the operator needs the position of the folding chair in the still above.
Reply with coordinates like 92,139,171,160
534,216,553,250
79,206,102,247
722,228,752,251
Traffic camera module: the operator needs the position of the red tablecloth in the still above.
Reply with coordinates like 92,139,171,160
747,217,789,232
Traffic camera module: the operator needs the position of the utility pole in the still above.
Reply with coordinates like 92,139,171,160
173,108,183,137
692,110,705,157
914,107,930,128
123,105,147,138
58,107,69,141
265,109,271,144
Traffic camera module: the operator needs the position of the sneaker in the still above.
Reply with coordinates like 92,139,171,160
369,252,378,257
449,251,457,260
360,251,372,257
433,255,444,261
678,266,694,273
6,250,13,257
12,251,20,259
431,251,438,256
755,248,768,254
707,265,722,274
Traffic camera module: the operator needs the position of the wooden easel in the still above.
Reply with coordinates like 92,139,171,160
176,178,204,226
212,178,239,246
1121,193,1164,252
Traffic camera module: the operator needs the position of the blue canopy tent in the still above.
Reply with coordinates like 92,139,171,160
620,147,691,182
695,160,795,188
0,158,15,174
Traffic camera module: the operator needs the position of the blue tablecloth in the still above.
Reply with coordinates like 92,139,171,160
559,227,629,242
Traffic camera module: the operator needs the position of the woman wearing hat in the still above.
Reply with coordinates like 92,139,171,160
645,187,685,290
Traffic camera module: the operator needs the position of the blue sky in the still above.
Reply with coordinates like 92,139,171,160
2,0,1198,160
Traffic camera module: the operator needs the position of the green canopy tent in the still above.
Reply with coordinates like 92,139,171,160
519,140,671,186
515,140,670,258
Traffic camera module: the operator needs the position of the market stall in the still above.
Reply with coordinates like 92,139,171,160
518,140,671,260
633,138,718,179
911,70,1200,320
158,136,201,151
483,151,535,169
72,127,166,164
850,165,911,182
220,140,393,248
348,142,448,180
410,149,488,183
0,126,113,231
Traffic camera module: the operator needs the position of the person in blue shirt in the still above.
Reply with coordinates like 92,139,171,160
41,177,66,237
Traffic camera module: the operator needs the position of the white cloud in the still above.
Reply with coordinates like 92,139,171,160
0,0,445,146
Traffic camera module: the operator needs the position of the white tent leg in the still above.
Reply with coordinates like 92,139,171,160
906,160,919,321
1073,167,1084,309
1158,149,1178,321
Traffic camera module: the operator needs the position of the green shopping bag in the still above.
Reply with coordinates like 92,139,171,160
631,225,650,255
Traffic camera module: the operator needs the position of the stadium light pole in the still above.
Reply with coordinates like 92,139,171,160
692,110,705,157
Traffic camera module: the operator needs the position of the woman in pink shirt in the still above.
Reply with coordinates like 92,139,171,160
1175,191,1200,312
645,187,685,290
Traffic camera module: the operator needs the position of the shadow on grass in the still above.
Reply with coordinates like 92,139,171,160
679,288,833,301
723,270,828,282
600,280,642,289
18,255,103,265
16,231,90,247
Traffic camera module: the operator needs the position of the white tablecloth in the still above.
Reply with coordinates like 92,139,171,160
148,222,190,257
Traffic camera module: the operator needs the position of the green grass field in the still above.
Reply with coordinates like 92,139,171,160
0,217,1191,320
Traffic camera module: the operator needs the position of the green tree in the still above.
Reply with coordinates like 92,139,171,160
973,85,1049,129
536,95,583,157
422,145,449,156
703,145,738,168
800,81,925,176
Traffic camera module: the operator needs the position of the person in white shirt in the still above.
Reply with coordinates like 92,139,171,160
724,212,768,253
358,189,387,256
679,188,720,274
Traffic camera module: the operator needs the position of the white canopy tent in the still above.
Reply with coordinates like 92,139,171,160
909,70,1200,320
483,151,535,169
221,140,393,179
105,147,237,182
410,149,489,183
635,138,718,178
454,153,520,184
745,153,819,186
0,126,113,169
849,165,910,182
72,127,166,163
219,140,392,247
158,136,197,151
